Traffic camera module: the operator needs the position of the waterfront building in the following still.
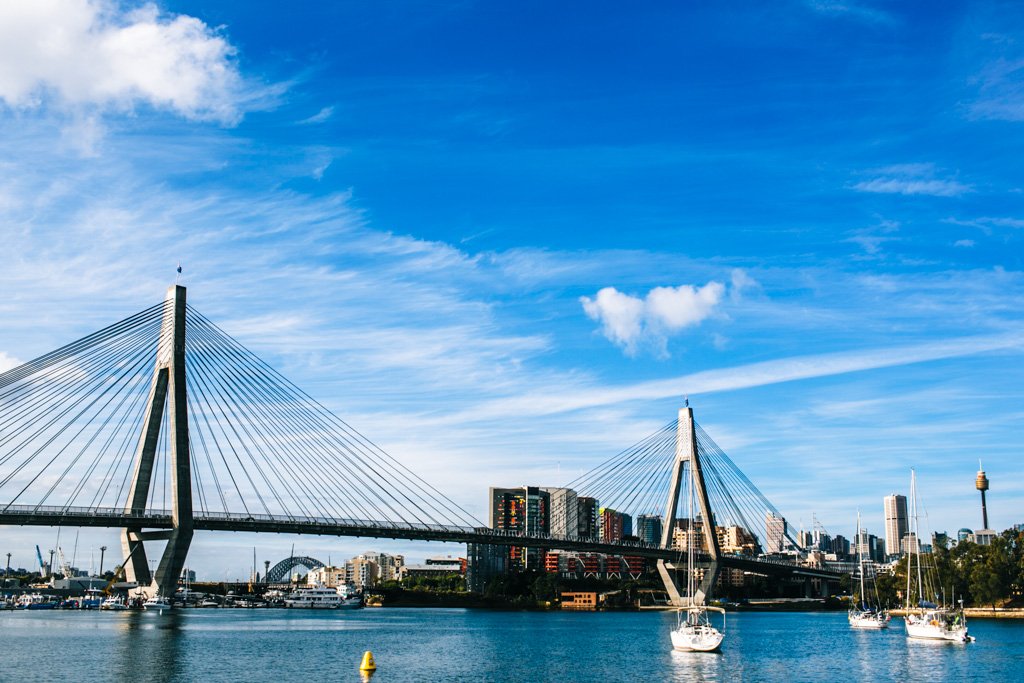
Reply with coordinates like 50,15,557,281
542,487,579,539
401,556,465,580
466,541,506,593
597,507,632,543
489,486,550,570
636,514,663,545
970,529,996,546
577,496,599,540
307,565,347,587
716,525,756,555
765,513,787,553
884,494,909,558
957,528,973,543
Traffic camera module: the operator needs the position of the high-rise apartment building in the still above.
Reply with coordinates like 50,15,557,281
599,507,630,543
884,494,909,557
577,496,599,540
765,513,787,553
542,487,579,539
489,486,550,570
636,514,663,545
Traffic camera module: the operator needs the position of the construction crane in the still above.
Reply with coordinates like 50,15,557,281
35,545,47,578
56,546,74,579
103,544,141,595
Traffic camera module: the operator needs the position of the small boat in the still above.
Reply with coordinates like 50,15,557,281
903,470,971,644
849,510,889,630
100,596,128,611
80,588,104,610
143,595,172,610
197,598,220,608
17,593,58,610
336,584,363,610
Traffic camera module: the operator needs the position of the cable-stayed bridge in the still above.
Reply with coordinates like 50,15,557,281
0,286,840,601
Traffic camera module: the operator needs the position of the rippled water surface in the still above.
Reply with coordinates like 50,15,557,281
2,608,1021,682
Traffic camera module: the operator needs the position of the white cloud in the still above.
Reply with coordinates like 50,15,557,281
0,0,248,123
0,351,21,373
299,106,335,125
581,281,725,356
852,163,971,197
441,329,1024,424
943,216,1024,234
953,239,975,248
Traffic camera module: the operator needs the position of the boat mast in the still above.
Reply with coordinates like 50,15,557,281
909,469,924,609
856,510,866,609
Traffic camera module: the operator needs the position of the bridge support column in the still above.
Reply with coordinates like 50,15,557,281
658,405,720,606
121,285,193,598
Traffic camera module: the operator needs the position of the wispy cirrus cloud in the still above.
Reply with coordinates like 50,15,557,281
943,215,1024,233
804,1,895,25
440,329,1024,425
851,163,971,197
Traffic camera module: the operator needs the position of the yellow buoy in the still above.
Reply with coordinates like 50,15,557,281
359,651,377,672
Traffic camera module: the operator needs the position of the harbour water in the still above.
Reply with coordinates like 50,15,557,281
2,608,1021,682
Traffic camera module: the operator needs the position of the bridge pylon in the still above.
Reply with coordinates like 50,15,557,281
120,285,193,599
656,405,720,606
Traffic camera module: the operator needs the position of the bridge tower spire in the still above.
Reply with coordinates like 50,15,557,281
656,405,721,606
120,285,193,599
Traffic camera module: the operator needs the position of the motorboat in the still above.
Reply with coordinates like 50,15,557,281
336,584,363,610
80,588,104,610
143,595,172,610
100,596,128,611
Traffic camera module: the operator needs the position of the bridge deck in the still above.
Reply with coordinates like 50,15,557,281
0,505,842,580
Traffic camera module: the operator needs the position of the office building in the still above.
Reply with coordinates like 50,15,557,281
542,487,579,539
765,513,787,554
636,514,663,545
884,494,909,557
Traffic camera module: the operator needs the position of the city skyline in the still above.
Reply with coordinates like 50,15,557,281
1,1,1023,574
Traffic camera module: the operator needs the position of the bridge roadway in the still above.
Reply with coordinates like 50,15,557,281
0,505,842,581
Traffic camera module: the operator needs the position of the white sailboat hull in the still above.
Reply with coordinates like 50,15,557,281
671,624,724,652
905,614,968,643
849,613,889,629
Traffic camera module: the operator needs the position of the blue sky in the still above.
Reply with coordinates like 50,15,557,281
1,0,1023,577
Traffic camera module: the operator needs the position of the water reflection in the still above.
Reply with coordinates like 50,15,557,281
109,611,185,682
668,649,725,682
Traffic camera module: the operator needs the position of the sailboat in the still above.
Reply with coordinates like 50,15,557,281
903,469,971,643
848,510,889,629
669,459,725,652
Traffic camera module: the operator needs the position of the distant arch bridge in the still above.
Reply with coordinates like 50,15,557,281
266,556,325,583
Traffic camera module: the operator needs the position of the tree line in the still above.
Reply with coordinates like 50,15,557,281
866,528,1024,608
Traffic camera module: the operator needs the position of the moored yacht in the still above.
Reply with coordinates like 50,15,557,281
848,510,889,630
284,585,343,609
143,595,173,610
903,470,971,644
